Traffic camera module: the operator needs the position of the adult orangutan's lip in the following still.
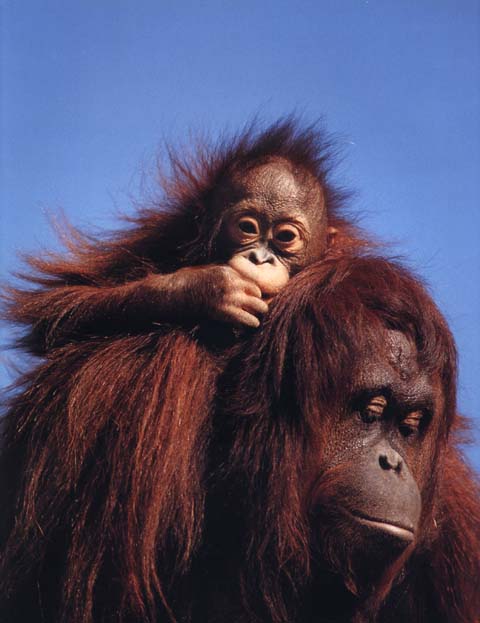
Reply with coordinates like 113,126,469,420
349,511,415,542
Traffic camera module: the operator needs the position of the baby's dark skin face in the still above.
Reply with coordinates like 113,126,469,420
212,161,330,311
144,160,332,329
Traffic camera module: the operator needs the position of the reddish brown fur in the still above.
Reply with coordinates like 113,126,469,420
1,119,364,623
211,256,480,623
2,255,479,622
3,118,362,355
0,331,217,622
2,120,478,622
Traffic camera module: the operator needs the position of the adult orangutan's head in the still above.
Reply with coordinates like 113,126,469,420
214,255,478,622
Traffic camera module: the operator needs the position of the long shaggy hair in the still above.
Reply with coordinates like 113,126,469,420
4,116,357,354
0,118,360,623
214,256,480,623
1,119,478,622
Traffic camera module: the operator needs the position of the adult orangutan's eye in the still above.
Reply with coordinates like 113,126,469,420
361,395,387,424
399,411,423,437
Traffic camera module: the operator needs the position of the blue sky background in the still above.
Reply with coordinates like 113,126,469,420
1,1,479,471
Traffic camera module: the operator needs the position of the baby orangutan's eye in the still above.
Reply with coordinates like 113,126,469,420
238,217,260,235
272,223,304,253
227,215,261,244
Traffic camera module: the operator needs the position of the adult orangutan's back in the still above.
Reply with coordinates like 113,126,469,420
0,327,220,622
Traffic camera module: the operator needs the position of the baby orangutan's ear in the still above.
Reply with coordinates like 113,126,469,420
327,226,338,247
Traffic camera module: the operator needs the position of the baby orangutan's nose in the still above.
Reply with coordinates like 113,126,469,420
247,247,275,265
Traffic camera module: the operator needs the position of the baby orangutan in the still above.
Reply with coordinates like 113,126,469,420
152,157,334,328
6,118,360,352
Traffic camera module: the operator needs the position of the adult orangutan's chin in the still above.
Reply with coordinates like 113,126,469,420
213,256,480,623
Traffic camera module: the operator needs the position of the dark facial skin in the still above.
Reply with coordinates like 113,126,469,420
307,330,441,590
206,160,329,322
148,160,330,329
221,161,328,273
31,160,331,348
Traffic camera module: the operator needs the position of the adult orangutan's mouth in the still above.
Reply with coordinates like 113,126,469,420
350,511,415,542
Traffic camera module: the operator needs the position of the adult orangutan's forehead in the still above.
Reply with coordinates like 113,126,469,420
353,329,435,406
384,330,419,380
354,330,430,393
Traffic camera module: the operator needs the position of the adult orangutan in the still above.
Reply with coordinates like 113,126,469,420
0,118,364,623
204,256,480,623
2,253,479,623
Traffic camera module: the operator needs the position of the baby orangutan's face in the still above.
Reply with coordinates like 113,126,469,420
217,160,330,299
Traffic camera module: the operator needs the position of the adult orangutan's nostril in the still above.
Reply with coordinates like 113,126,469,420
379,451,403,473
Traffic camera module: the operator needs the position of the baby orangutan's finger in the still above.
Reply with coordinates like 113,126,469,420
241,294,269,316
219,305,261,328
